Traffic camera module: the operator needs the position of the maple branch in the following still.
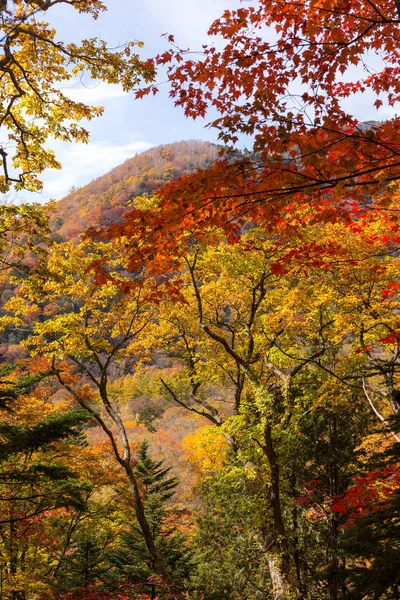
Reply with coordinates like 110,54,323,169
169,159,400,237
67,354,102,388
0,494,50,501
0,505,58,524
319,23,375,59
15,25,101,65
265,339,365,397
245,273,267,364
365,0,387,21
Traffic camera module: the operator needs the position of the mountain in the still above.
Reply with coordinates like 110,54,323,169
50,140,220,239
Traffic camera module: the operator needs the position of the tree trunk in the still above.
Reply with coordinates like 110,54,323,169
263,422,287,547
262,421,294,599
267,555,293,600
328,415,339,600
55,372,184,599
291,472,305,599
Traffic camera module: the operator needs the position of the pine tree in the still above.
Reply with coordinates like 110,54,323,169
109,441,194,598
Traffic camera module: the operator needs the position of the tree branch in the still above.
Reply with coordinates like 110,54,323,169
362,378,400,442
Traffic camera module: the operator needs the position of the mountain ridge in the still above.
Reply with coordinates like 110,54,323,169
51,140,220,239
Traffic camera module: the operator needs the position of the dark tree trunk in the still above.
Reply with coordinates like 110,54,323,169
262,421,294,599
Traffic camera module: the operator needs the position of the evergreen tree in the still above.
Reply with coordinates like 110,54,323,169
109,441,194,598
55,528,113,595
0,364,91,514
0,364,53,411
0,365,92,600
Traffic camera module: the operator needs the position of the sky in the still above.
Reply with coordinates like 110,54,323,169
21,0,241,203
16,0,395,204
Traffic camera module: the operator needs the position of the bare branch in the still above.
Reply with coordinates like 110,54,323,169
160,377,223,426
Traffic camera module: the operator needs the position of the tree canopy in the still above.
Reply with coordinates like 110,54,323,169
2,1,400,599
0,0,154,192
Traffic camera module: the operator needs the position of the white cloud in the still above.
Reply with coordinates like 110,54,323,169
41,139,153,200
59,81,128,104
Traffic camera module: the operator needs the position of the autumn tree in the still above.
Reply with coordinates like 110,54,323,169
128,206,400,599
0,0,154,193
7,198,400,598
139,229,317,597
3,237,185,596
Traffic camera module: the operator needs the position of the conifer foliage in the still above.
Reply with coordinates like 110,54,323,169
110,442,194,599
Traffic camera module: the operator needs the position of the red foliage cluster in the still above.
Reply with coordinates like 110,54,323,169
296,466,400,528
100,1,399,279
331,465,400,522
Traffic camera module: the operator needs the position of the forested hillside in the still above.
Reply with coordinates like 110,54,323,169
2,1,400,600
51,141,220,239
